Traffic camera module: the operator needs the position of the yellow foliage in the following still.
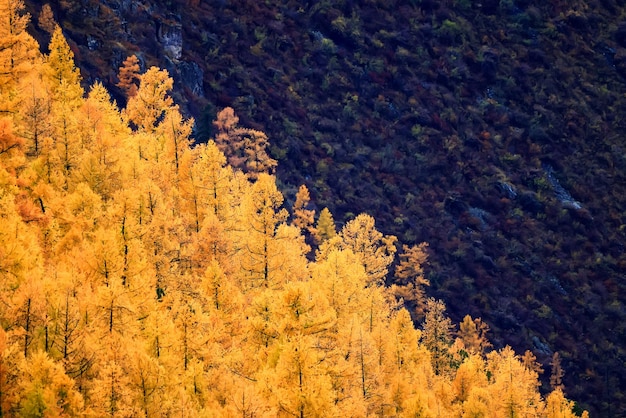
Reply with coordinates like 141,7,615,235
0,13,588,417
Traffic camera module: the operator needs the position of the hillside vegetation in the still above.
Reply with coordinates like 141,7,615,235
15,0,626,415
0,2,591,416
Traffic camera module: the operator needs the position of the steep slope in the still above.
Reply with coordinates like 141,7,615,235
23,0,626,415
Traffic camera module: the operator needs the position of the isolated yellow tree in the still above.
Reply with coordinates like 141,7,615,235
550,351,565,391
37,3,56,34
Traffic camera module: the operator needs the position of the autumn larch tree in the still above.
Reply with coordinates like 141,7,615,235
319,213,397,287
17,351,84,416
213,107,277,179
291,184,315,234
125,66,174,134
457,314,492,356
42,26,84,189
0,0,39,108
392,243,429,317
43,26,83,104
313,207,336,245
117,54,141,99
238,172,289,289
37,4,56,34
421,298,454,376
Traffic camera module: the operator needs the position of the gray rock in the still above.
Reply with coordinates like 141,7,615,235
158,18,183,60
179,61,204,97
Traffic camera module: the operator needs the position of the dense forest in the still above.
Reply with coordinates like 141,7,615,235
16,0,626,415
0,1,590,416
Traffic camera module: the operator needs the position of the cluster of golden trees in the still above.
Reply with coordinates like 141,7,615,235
0,1,586,416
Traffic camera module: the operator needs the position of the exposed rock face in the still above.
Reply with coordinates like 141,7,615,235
179,61,204,97
25,0,205,116
158,16,182,60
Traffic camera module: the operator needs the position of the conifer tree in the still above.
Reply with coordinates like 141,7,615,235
18,72,51,156
292,184,315,233
117,54,141,99
485,346,544,416
125,66,174,133
213,107,277,179
0,327,21,416
320,213,397,286
392,243,430,316
43,26,83,104
89,336,134,416
37,3,56,34
457,314,492,356
421,298,454,376
157,107,194,178
238,172,292,289
17,350,84,416
0,0,39,105
0,117,24,174
546,388,588,418
41,27,85,189
313,206,336,244
550,352,565,391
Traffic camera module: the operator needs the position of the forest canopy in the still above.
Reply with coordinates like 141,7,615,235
0,1,586,416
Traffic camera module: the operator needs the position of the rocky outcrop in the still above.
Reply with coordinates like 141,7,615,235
157,15,182,60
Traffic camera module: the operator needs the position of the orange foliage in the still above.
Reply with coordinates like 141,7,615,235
0,12,588,417
116,54,140,99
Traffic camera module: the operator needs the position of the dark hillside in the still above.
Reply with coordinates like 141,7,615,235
25,0,626,414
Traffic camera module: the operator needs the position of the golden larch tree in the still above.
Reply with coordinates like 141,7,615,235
292,184,315,233
457,314,492,356
213,107,277,179
16,350,84,416
319,213,397,287
0,0,40,106
43,26,83,104
125,66,174,133
421,298,454,376
392,243,430,316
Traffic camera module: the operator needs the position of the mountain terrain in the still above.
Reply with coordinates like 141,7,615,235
21,0,626,415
